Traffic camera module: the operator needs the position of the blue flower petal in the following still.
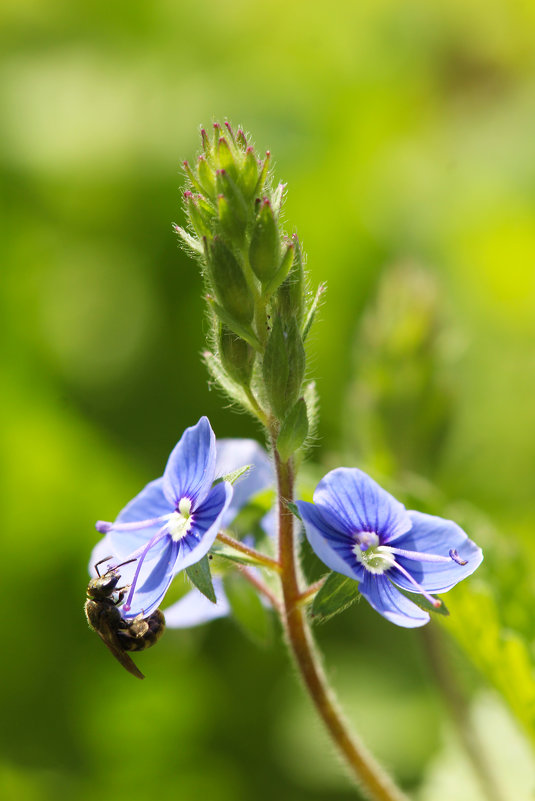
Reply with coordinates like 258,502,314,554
215,438,273,526
123,537,179,618
88,533,166,585
89,534,115,576
172,481,233,574
389,511,484,594
296,500,366,581
359,574,430,628
164,577,230,628
162,417,217,508
313,468,411,543
107,477,170,555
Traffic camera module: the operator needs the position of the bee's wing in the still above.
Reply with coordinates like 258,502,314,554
96,619,146,680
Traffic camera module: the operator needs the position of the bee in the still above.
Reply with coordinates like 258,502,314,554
85,557,165,680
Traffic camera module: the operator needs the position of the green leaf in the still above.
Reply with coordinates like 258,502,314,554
285,500,302,521
311,572,360,624
397,586,449,616
185,555,216,604
213,463,252,487
223,573,272,644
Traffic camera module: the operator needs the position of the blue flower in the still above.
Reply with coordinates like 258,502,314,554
91,432,274,624
93,417,233,619
162,438,275,628
296,467,483,628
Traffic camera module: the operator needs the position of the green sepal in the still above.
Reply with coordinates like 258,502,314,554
262,242,294,300
277,398,309,462
182,160,204,194
285,317,306,409
242,147,259,197
223,572,272,644
217,195,246,247
185,195,212,239
219,324,255,386
311,572,360,624
302,282,327,341
249,199,280,283
215,170,248,238
302,380,320,440
203,349,257,416
207,237,254,327
186,555,216,604
271,182,286,218
197,155,216,199
254,150,271,197
173,225,203,255
397,587,449,616
207,297,260,352
262,315,289,419
216,136,238,180
213,463,252,487
277,234,305,324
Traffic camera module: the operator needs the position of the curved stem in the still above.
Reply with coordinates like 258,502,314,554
273,443,409,801
238,565,282,614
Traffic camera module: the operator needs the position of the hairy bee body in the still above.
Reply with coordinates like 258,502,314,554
116,609,166,652
85,561,165,679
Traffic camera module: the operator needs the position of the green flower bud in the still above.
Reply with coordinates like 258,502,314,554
216,170,248,243
277,234,305,324
285,317,306,408
219,324,254,387
262,241,294,300
263,315,289,419
217,136,238,181
249,199,280,284
277,398,309,462
208,236,254,327
263,315,306,419
197,155,216,199
184,192,212,239
242,147,259,198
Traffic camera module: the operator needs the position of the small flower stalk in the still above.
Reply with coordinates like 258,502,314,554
87,122,485,801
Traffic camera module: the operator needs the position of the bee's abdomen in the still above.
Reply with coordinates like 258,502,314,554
117,609,166,652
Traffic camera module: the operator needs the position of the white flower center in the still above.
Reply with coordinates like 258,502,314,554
168,498,192,541
353,532,396,575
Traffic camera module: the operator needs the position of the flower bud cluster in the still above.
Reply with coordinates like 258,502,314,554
176,122,319,457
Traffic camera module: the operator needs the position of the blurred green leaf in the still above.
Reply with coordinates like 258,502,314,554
445,584,535,746
223,573,272,645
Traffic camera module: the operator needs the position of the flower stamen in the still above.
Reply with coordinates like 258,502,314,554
122,525,167,613
391,560,441,608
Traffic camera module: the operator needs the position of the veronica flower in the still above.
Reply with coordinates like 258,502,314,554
296,467,483,628
163,439,274,628
91,432,274,625
93,417,233,619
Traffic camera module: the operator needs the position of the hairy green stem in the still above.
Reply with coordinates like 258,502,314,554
272,440,409,801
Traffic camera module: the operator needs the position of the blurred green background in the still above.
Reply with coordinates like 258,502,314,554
3,0,535,799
